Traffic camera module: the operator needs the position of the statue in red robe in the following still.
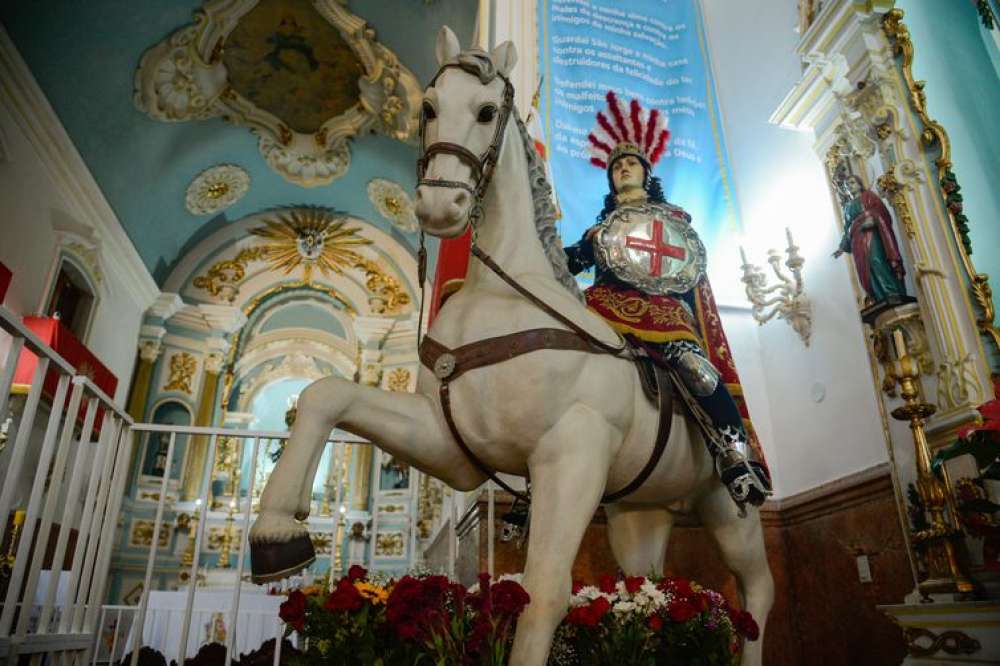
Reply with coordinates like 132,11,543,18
833,176,908,303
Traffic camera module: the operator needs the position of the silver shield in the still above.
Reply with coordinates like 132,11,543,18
594,202,707,295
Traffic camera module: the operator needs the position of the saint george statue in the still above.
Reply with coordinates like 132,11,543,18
832,175,908,304
563,92,771,510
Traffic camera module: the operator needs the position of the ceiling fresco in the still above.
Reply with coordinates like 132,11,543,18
224,0,364,135
0,0,477,284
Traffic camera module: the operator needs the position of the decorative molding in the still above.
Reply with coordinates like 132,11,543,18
130,519,171,548
385,367,412,392
763,462,893,527
904,627,981,658
191,208,412,314
0,26,159,310
185,164,250,215
164,351,198,394
367,178,418,232
133,0,422,186
374,531,406,558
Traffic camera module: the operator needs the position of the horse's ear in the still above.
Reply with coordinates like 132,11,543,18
436,26,461,66
491,40,518,76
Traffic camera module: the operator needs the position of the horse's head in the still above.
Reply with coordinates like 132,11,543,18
415,26,518,238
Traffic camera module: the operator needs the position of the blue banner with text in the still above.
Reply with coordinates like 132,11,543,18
538,0,739,280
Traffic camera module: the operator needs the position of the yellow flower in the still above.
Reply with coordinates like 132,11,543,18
316,639,331,655
354,581,389,605
300,584,325,597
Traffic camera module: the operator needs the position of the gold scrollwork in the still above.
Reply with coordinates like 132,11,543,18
193,247,267,299
130,520,171,548
904,627,981,658
310,532,332,555
194,208,410,315
876,172,915,238
882,9,1000,362
386,368,411,392
374,532,405,558
164,352,197,394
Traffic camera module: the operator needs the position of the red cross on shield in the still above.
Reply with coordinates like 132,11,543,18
625,218,686,278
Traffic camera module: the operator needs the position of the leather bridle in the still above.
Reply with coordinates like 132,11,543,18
417,63,515,231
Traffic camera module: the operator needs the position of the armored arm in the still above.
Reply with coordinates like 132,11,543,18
563,230,597,276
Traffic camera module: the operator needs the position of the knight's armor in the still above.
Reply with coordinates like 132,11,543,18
565,227,770,510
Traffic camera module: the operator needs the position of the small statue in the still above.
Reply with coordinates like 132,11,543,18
832,175,908,305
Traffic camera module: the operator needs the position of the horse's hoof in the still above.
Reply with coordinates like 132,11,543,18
250,533,316,584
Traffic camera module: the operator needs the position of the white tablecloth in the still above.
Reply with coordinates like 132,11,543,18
124,589,285,663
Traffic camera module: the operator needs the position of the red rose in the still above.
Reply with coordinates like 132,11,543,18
648,615,663,631
733,609,760,641
347,564,367,582
590,596,611,619
624,576,644,594
598,574,617,594
279,590,307,631
492,580,530,617
667,599,698,623
324,578,364,612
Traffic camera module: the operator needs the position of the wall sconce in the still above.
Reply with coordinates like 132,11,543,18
740,229,812,346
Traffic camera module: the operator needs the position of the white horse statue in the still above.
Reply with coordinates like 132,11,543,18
249,27,773,666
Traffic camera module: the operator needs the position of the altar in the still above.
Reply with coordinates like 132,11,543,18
122,589,286,664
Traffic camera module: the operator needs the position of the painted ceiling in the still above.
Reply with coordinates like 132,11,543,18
0,0,477,284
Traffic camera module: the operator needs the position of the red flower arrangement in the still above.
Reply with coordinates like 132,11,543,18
277,569,754,665
556,574,758,665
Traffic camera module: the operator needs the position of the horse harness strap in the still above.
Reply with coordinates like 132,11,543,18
419,329,674,504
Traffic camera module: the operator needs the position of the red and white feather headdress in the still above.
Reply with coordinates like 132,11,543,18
587,91,670,171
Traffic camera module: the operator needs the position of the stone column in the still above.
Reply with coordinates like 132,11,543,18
127,331,163,421
180,305,246,500
181,349,225,500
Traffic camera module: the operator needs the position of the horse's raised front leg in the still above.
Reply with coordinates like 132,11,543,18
510,404,614,666
250,375,484,550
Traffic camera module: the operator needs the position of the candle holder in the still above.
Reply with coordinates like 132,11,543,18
216,500,237,569
177,499,202,582
886,325,973,597
0,509,25,579
740,229,811,345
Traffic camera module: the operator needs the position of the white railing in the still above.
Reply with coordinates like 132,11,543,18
0,301,501,664
119,424,366,665
0,305,133,663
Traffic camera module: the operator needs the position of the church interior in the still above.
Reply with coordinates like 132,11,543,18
0,0,998,664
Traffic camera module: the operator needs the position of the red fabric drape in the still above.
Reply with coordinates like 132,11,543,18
428,230,472,325
14,317,118,430
0,262,11,303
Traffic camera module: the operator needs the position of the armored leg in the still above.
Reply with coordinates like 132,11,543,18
659,341,772,512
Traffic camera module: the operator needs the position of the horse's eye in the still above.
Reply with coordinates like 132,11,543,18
422,101,437,121
477,104,497,123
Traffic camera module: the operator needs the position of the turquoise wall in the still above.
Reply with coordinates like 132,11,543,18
897,0,1000,343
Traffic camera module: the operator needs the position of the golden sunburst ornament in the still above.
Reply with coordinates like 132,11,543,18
250,208,372,282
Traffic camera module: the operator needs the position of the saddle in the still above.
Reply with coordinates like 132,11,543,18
419,327,674,504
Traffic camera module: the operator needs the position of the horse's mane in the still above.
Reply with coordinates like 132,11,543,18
448,49,584,301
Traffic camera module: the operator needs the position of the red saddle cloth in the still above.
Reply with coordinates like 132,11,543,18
585,280,767,469
13,317,118,432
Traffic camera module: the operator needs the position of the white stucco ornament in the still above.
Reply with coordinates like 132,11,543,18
185,164,250,215
134,0,422,187
367,178,418,232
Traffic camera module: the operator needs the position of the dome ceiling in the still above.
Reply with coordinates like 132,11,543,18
0,0,477,284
